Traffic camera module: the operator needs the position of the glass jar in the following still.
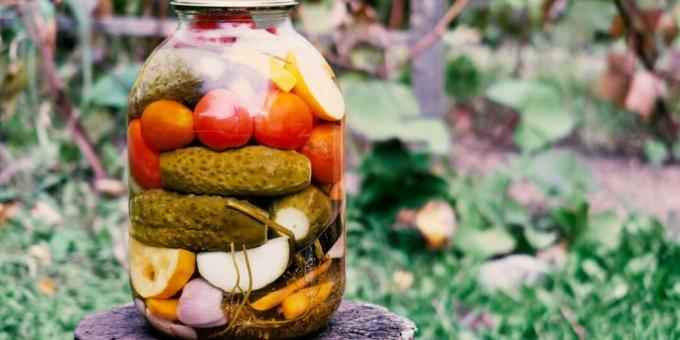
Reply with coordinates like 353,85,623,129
126,1,345,338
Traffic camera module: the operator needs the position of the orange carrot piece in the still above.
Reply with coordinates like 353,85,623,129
146,298,180,321
281,282,334,320
251,260,331,311
281,292,311,320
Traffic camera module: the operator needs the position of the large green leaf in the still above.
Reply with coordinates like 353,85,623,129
344,78,450,154
486,79,539,111
487,80,574,152
455,223,516,259
581,211,626,250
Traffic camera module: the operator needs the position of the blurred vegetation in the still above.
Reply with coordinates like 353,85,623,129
1,0,680,339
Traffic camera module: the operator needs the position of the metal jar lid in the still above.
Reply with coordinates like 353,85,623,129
171,0,298,8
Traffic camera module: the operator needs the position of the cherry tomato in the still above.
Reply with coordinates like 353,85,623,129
128,120,162,189
300,124,343,185
189,13,255,44
194,89,253,150
254,92,314,150
141,100,195,152
190,13,255,30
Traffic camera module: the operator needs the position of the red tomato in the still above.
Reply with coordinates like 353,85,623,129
140,100,195,152
254,92,314,150
194,89,253,150
190,13,255,30
300,124,343,185
128,120,162,189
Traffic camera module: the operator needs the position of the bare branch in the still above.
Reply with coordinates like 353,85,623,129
613,0,655,70
407,0,469,60
15,2,109,181
384,0,469,78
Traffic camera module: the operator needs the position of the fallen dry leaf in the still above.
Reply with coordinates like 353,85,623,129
28,243,52,265
31,201,63,226
392,270,414,292
95,178,127,197
625,70,667,119
0,201,22,224
37,276,57,296
415,200,456,250
592,53,635,107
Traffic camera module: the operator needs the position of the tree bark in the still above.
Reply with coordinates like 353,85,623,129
410,0,446,118
75,301,417,340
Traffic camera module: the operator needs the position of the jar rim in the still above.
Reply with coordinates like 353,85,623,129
171,0,298,8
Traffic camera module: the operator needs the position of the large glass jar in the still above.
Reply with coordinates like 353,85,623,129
126,1,345,338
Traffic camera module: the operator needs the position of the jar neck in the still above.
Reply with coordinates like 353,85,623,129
176,7,293,30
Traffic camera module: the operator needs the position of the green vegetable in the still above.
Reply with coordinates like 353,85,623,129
130,189,268,251
270,186,333,247
160,146,311,197
128,48,222,118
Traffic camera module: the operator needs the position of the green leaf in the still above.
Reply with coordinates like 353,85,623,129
445,55,482,102
524,226,559,249
486,79,538,111
644,139,669,166
581,211,625,250
487,80,574,152
344,78,450,153
88,75,128,108
515,103,574,152
455,223,516,259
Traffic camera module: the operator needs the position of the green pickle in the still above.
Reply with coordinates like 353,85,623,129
271,186,333,247
128,48,212,118
160,146,312,197
127,2,346,339
130,189,268,251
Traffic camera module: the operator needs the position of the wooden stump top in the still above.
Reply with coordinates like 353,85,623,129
75,300,416,340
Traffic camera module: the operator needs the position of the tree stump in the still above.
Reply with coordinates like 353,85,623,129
75,301,416,340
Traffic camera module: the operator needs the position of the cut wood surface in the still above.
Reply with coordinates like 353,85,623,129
75,301,417,340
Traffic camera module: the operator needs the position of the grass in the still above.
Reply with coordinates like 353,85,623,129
1,159,678,339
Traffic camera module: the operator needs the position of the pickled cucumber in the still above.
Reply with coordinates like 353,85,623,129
128,48,223,118
160,146,311,197
130,189,268,251
271,186,333,247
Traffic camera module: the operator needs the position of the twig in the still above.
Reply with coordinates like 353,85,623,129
613,0,655,70
15,2,108,180
384,0,469,77
407,0,469,60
